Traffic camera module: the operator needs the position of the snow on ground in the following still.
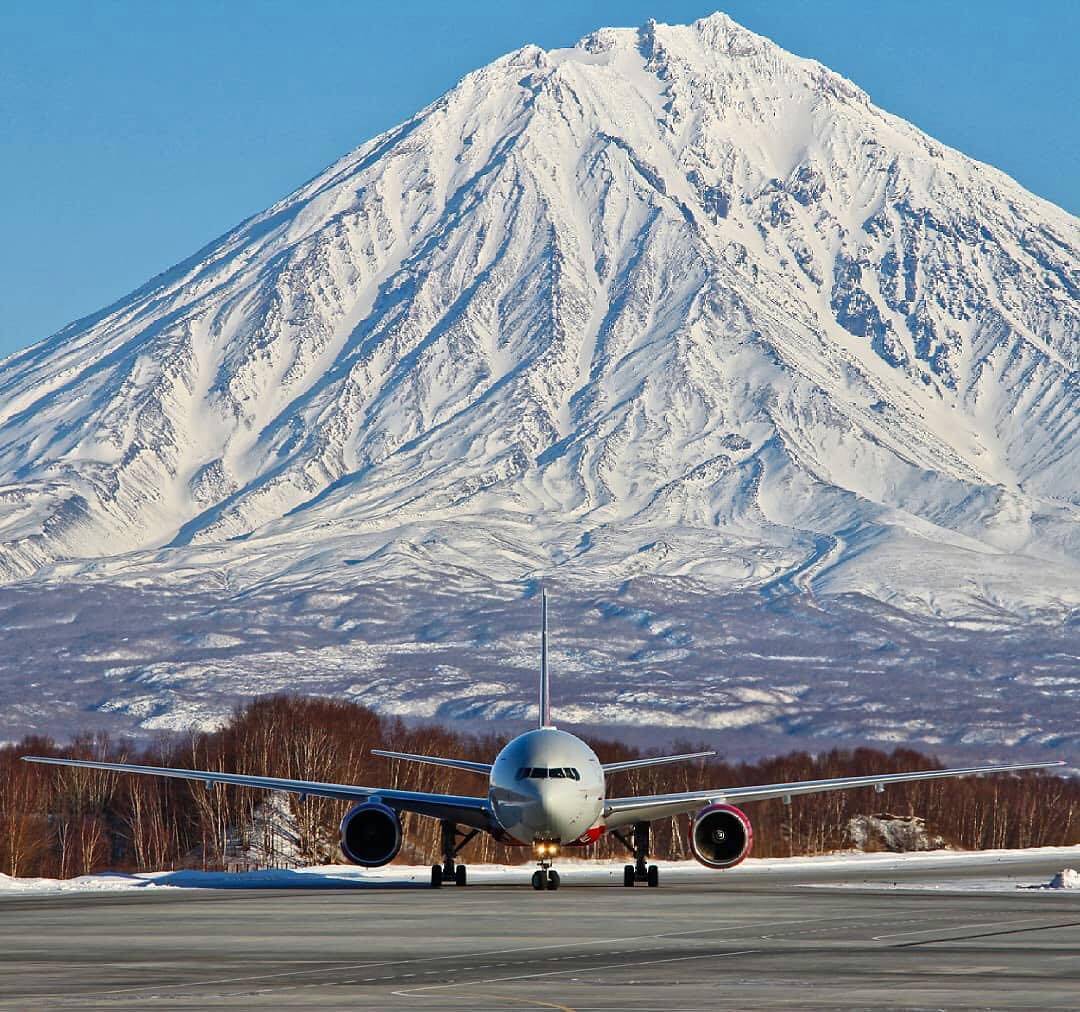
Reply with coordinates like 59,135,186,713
819,874,1080,893
1046,868,1080,890
3,846,1079,896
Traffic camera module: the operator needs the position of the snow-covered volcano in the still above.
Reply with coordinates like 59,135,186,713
1,12,1078,616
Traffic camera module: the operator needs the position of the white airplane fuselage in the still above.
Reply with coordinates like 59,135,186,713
488,728,605,845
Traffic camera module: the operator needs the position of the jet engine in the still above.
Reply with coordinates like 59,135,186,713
690,803,753,869
339,801,403,867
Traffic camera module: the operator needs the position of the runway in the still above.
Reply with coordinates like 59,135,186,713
2,855,1078,1010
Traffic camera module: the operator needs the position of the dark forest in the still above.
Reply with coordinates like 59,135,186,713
2,695,1075,878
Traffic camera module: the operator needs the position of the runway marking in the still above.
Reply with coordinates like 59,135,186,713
430,995,577,1011
24,916,816,1005
391,949,760,998
872,916,1069,941
759,916,927,940
892,920,1080,947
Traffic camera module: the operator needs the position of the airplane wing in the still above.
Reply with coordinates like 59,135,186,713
603,760,1065,828
602,750,716,773
22,756,496,831
371,749,492,775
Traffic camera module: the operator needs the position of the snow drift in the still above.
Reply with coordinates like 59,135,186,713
1047,868,1080,889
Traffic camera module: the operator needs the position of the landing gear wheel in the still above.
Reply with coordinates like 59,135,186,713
546,870,560,891
438,821,478,889
531,870,546,890
615,822,657,888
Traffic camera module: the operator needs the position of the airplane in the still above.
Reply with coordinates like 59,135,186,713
24,592,1064,890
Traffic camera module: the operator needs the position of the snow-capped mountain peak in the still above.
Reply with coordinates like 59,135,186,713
0,11,1077,617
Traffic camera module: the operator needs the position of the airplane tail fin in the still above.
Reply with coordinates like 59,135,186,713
539,589,552,728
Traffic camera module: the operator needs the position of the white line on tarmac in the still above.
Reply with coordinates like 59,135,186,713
391,948,762,997
871,916,1062,941
14,916,818,1005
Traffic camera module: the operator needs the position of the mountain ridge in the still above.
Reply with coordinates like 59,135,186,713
0,11,1077,620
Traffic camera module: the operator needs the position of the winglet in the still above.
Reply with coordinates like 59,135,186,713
539,589,552,728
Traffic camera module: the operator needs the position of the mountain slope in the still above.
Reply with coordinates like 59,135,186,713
0,12,1078,617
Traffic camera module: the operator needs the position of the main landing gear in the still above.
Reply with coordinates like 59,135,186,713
531,841,561,890
613,821,659,887
430,821,478,888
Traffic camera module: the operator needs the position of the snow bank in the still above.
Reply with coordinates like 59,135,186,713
3,845,1080,896
1046,868,1080,890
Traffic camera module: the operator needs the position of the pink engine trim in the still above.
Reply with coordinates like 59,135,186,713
690,802,753,869
568,824,606,847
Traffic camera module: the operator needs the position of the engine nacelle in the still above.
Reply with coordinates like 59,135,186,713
339,801,402,867
690,803,753,869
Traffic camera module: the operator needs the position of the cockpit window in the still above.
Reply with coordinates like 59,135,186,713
517,767,581,780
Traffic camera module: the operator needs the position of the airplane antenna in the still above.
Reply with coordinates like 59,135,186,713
539,589,552,728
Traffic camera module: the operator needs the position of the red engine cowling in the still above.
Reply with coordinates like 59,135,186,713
339,801,402,867
690,803,753,869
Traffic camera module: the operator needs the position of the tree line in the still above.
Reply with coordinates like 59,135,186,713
1,694,1075,878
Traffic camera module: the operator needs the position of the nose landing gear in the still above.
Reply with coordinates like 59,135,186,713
614,821,659,887
430,821,478,888
531,869,560,890
531,842,561,890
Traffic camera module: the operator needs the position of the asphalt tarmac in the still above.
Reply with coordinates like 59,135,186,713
2,854,1078,1010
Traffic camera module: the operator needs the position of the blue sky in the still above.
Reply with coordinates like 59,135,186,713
1,1,1076,360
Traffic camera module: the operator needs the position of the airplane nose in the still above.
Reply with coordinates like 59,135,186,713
511,778,554,813
522,780,589,838
492,763,599,846
513,778,542,802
